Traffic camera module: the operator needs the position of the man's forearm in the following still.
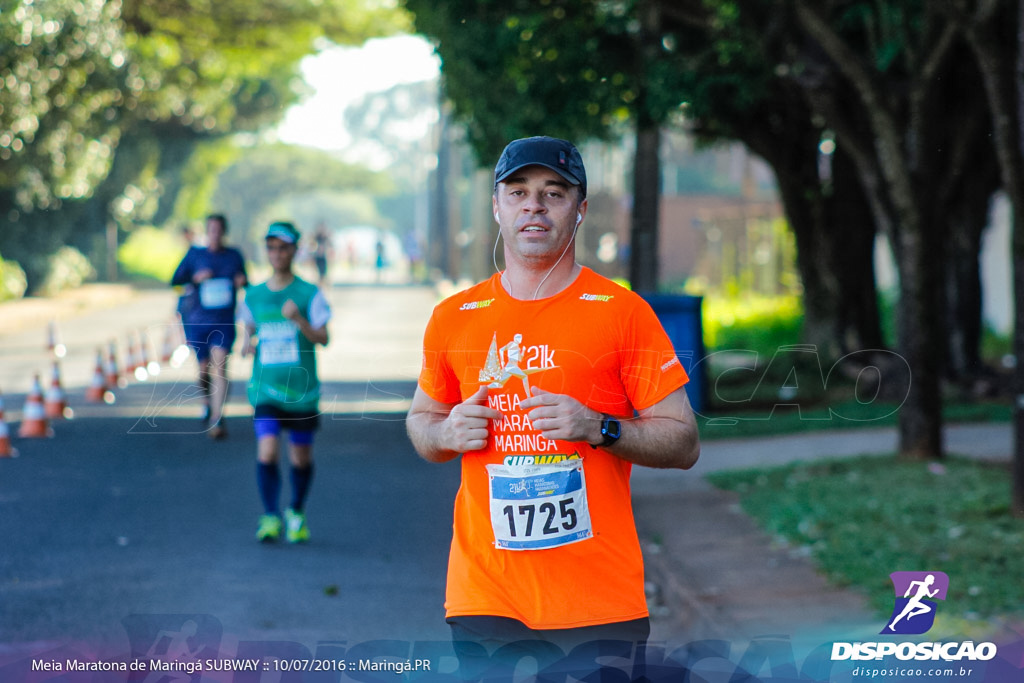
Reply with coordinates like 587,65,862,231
605,413,700,470
406,409,461,463
598,387,700,470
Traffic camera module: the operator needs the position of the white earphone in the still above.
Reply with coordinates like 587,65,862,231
494,212,500,222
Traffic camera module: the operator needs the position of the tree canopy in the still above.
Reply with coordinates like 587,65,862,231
0,0,408,287
405,0,1019,463
212,144,396,250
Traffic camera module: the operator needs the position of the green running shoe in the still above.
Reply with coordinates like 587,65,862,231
284,508,309,543
256,514,282,543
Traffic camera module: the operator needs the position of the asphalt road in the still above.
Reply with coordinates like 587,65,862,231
0,284,470,671
1,388,457,646
0,282,701,680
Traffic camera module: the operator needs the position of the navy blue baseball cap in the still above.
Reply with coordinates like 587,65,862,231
494,136,587,198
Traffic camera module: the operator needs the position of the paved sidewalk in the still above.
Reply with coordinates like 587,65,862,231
0,283,138,337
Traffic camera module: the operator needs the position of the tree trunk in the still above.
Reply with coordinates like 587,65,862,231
428,115,452,280
1016,0,1024,518
769,144,881,359
629,122,661,293
893,211,945,459
737,84,883,362
792,0,947,459
928,49,1002,389
629,0,663,294
944,210,985,382
942,166,997,386
819,145,883,356
962,2,1024,516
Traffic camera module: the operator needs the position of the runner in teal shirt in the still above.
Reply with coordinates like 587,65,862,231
238,221,331,543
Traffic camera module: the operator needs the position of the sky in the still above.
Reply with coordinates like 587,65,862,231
274,34,440,155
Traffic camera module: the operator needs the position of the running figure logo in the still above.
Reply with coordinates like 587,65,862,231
881,571,949,635
479,332,555,396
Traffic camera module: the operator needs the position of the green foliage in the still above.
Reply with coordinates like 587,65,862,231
0,253,28,302
1,0,408,286
264,191,387,238
212,144,396,246
171,138,241,225
834,1,925,74
696,290,1009,436
38,246,96,295
404,0,686,163
709,456,1024,626
118,0,409,136
981,327,1012,364
0,0,125,210
876,288,899,348
702,294,803,352
118,226,187,283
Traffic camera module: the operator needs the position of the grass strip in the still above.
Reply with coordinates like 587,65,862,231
698,401,1011,441
706,455,1024,631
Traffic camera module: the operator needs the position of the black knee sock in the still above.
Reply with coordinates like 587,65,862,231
289,464,314,512
257,462,281,515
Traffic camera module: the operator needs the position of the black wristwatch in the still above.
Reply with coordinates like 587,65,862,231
593,414,621,448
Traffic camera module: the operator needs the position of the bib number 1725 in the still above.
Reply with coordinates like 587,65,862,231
487,461,592,551
503,498,578,538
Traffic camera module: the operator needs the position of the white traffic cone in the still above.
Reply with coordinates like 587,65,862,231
161,322,175,364
106,340,121,389
47,321,66,358
0,391,16,457
125,333,139,376
139,329,158,377
44,361,67,419
19,374,52,438
86,348,110,403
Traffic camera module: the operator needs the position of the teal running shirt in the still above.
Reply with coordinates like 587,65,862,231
239,277,330,412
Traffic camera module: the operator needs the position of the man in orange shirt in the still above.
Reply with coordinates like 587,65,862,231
406,137,700,677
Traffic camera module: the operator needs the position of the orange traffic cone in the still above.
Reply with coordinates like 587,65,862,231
125,334,138,375
46,321,66,358
18,374,51,438
0,391,16,457
86,348,109,403
106,340,121,388
138,329,152,371
44,361,67,419
160,323,175,364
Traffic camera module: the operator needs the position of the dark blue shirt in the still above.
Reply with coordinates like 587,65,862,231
171,246,247,325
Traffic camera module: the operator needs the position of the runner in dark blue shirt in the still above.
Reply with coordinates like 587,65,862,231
171,214,248,439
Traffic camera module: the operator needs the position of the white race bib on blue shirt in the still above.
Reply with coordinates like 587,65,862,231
199,277,233,309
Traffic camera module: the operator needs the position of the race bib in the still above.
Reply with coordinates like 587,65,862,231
486,459,592,551
198,278,233,309
258,321,300,366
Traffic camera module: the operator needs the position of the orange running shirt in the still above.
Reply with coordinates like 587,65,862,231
418,267,689,630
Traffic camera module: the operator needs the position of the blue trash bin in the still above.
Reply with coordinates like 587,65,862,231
642,294,706,415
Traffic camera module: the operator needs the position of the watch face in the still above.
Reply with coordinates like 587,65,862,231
602,416,621,440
